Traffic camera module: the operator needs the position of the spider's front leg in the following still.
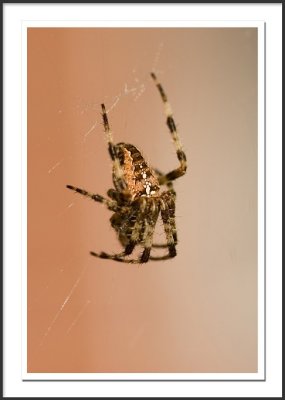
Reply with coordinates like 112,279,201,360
151,72,187,185
101,104,127,192
66,185,118,211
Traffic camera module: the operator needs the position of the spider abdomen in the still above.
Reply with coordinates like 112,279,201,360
115,143,160,199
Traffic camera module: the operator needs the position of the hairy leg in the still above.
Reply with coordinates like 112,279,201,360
101,104,126,191
150,196,177,260
66,184,118,211
151,73,187,185
91,200,159,264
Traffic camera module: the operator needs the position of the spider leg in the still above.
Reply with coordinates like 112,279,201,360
66,184,118,211
90,222,142,263
152,243,168,248
107,188,129,204
90,233,152,264
151,188,177,249
90,251,141,264
90,246,164,263
138,218,157,263
90,200,142,262
91,221,138,262
150,196,177,260
91,200,159,264
149,254,176,261
101,104,126,191
134,199,161,262
161,201,177,257
151,73,187,185
90,220,138,261
154,168,174,190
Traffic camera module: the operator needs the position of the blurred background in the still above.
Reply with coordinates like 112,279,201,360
28,28,257,373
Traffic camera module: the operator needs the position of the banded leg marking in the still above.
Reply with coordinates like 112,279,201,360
101,104,126,191
66,184,118,211
151,73,187,185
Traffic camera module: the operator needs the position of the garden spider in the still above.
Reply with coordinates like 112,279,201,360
66,72,187,263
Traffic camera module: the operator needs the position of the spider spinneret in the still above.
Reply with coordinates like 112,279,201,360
66,72,187,263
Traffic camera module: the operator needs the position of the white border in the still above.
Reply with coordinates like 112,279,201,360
20,19,265,382
3,4,282,398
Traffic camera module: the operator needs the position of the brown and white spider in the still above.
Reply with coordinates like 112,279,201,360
66,73,187,263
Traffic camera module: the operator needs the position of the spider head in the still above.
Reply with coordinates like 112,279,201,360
114,143,160,199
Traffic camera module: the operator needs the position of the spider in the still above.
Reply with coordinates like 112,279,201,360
66,72,187,263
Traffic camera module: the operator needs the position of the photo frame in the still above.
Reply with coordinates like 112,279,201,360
2,3,282,398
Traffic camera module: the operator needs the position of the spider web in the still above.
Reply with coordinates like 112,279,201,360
39,41,167,348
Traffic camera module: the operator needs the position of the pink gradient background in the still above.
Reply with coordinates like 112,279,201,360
28,28,257,373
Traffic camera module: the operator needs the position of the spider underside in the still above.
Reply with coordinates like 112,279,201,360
66,73,187,263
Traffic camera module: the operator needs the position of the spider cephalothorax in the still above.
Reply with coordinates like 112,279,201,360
67,73,187,263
